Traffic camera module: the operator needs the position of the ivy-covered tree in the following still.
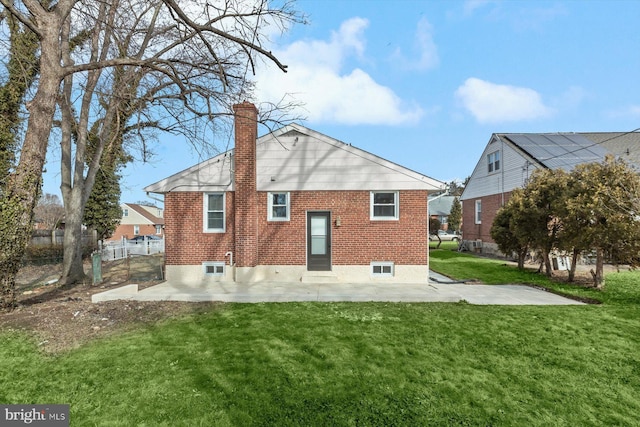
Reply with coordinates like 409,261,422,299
0,11,39,191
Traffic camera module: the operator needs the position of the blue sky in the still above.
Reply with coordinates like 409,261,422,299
42,0,640,204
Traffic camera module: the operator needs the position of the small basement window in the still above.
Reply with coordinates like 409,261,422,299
371,262,394,277
203,262,225,276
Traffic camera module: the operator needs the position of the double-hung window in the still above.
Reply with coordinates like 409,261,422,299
268,192,290,221
475,200,482,224
487,150,500,173
204,192,225,232
371,191,399,220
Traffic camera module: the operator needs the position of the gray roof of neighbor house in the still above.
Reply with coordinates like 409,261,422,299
145,124,445,194
428,195,456,216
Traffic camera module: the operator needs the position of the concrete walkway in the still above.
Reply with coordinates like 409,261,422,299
91,271,584,305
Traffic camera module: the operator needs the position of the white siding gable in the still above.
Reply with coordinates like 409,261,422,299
145,124,444,193
144,153,233,193
461,134,542,200
256,125,443,191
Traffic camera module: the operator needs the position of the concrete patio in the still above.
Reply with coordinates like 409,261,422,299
91,271,585,305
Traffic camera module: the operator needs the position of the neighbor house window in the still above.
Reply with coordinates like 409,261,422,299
268,192,290,221
155,225,162,235
475,200,482,224
133,225,140,235
487,150,500,173
370,191,399,220
439,215,448,224
371,262,394,277
123,209,129,217
204,192,225,232
203,262,225,276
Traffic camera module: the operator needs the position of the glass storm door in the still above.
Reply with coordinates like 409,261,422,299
307,211,331,271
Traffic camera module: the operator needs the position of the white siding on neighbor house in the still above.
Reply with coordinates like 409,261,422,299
461,135,542,201
145,124,444,194
120,204,155,225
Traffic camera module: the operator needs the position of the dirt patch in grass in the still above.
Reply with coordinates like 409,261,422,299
1,255,219,354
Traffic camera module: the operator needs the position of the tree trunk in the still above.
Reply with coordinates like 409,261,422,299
568,248,580,282
517,247,528,270
0,21,64,310
592,247,605,289
60,198,88,285
542,248,553,277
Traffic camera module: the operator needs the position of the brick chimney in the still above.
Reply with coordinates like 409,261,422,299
233,102,258,270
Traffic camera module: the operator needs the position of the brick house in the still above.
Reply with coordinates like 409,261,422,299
108,203,164,241
144,102,444,284
460,132,640,254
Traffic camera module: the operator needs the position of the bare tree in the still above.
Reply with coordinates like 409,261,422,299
0,0,303,308
33,193,65,230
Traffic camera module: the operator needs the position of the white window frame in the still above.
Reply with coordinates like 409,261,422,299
487,150,500,173
133,225,140,235
371,262,394,277
123,209,128,217
203,192,226,233
370,191,399,220
475,200,482,224
155,225,162,235
203,261,225,276
267,192,290,221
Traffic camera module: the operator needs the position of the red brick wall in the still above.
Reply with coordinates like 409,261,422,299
165,190,428,266
108,224,162,241
462,192,511,243
164,192,236,265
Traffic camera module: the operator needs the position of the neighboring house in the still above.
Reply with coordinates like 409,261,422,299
460,132,640,253
428,194,458,230
145,102,444,284
109,203,165,241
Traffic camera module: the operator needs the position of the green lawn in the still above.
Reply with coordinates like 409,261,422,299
1,253,640,426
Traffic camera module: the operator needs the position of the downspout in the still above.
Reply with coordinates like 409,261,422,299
494,134,506,207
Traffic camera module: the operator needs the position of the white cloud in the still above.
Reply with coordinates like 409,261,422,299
462,0,494,16
607,105,640,119
455,78,552,123
391,17,439,71
255,18,423,125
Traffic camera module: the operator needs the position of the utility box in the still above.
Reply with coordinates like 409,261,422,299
92,252,102,285
552,256,571,271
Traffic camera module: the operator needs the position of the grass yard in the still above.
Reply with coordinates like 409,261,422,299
1,251,639,426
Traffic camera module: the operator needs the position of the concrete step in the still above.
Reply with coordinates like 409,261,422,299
301,271,339,283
